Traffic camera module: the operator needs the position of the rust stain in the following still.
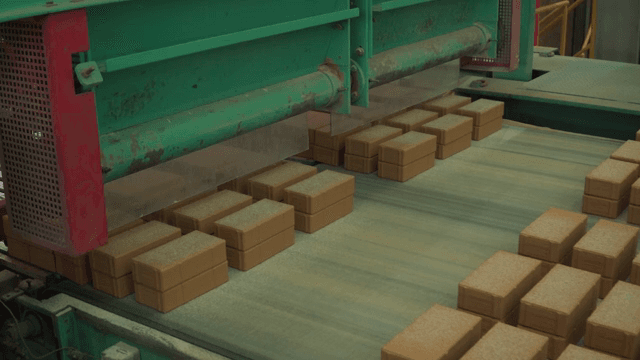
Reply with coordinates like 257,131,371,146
130,135,140,157
126,148,166,175
320,58,344,82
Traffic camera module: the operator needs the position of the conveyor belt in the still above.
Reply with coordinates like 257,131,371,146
55,124,637,360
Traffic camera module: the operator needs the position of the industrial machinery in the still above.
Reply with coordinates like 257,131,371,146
0,0,639,359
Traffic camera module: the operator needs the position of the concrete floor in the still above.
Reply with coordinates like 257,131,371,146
59,123,635,360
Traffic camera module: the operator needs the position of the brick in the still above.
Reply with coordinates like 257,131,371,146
92,270,134,298
161,189,219,226
519,208,588,263
458,251,543,320
457,305,519,337
585,281,640,359
108,219,146,238
314,125,364,151
381,304,482,360
460,323,548,360
518,311,591,360
248,162,317,201
217,161,287,195
420,114,473,145
610,140,640,165
55,252,92,285
345,125,402,158
436,133,472,160
631,178,640,205
295,148,314,159
379,132,437,166
582,193,630,219
226,227,295,271
6,237,30,262
599,276,616,299
215,199,294,251
294,196,353,233
283,170,355,214
456,99,505,127
132,232,226,292
386,109,439,133
313,145,345,166
519,265,600,337
632,253,640,285
90,221,181,278
472,117,503,141
419,95,472,116
557,345,623,360
173,190,252,235
307,111,331,144
344,154,378,173
628,204,640,225
572,220,638,279
29,245,56,272
584,159,639,200
135,261,228,313
378,153,435,182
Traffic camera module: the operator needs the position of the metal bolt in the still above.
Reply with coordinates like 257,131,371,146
351,91,359,99
81,66,95,78
332,23,344,30
355,47,365,57
351,65,357,72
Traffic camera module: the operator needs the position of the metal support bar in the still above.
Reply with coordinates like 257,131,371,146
368,25,491,88
97,8,360,73
100,69,343,182
372,0,437,12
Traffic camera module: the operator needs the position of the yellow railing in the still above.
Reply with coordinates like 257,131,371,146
535,0,597,58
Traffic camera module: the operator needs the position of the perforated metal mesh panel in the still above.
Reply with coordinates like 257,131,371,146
473,0,512,66
0,20,68,247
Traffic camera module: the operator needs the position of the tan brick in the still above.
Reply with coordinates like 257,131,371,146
248,162,317,201
582,193,630,219
460,323,548,360
456,99,505,127
519,208,588,262
584,159,638,200
378,153,435,182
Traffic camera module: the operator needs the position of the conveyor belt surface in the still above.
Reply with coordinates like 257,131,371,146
57,124,636,360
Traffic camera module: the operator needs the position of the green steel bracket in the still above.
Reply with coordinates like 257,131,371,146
350,0,371,108
74,61,103,90
0,0,133,23
372,0,438,12
97,8,360,73
53,307,79,359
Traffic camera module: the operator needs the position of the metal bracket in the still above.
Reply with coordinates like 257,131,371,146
74,61,103,89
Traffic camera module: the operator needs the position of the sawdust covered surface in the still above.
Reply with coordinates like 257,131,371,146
574,220,638,257
424,115,472,130
134,231,223,268
588,158,638,183
348,125,400,141
99,221,179,256
460,251,541,297
458,99,503,113
461,323,547,360
521,208,586,243
389,109,437,125
587,281,640,335
386,131,435,145
215,200,291,230
249,162,316,186
176,190,251,218
285,171,353,196
428,95,470,108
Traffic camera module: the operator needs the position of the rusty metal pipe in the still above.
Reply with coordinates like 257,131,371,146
99,68,343,183
368,24,491,88
369,25,491,88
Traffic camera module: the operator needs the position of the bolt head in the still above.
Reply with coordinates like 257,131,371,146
351,91,359,98
355,47,365,57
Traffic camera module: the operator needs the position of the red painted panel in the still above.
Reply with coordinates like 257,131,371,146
43,10,107,255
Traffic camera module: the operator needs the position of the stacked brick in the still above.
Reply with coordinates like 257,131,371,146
296,111,331,159
217,161,286,195
313,125,365,166
89,221,181,298
571,220,638,298
173,190,252,235
583,159,638,218
344,125,402,173
283,170,354,234
248,161,317,202
381,304,482,360
455,99,504,141
378,132,438,182
385,109,439,134
585,282,640,359
420,95,472,116
628,179,640,225
518,208,588,275
215,200,294,271
518,265,600,359
131,231,228,312
557,345,623,360
457,251,543,336
420,115,473,159
461,323,549,360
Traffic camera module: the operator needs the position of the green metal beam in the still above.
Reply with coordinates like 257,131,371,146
98,8,360,73
100,69,343,182
372,0,438,12
369,25,491,88
0,0,132,23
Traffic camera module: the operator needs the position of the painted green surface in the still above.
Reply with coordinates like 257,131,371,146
100,70,341,182
0,0,131,23
494,0,536,81
371,0,499,55
350,0,371,107
372,0,439,12
54,310,172,360
87,0,351,134
58,124,631,360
